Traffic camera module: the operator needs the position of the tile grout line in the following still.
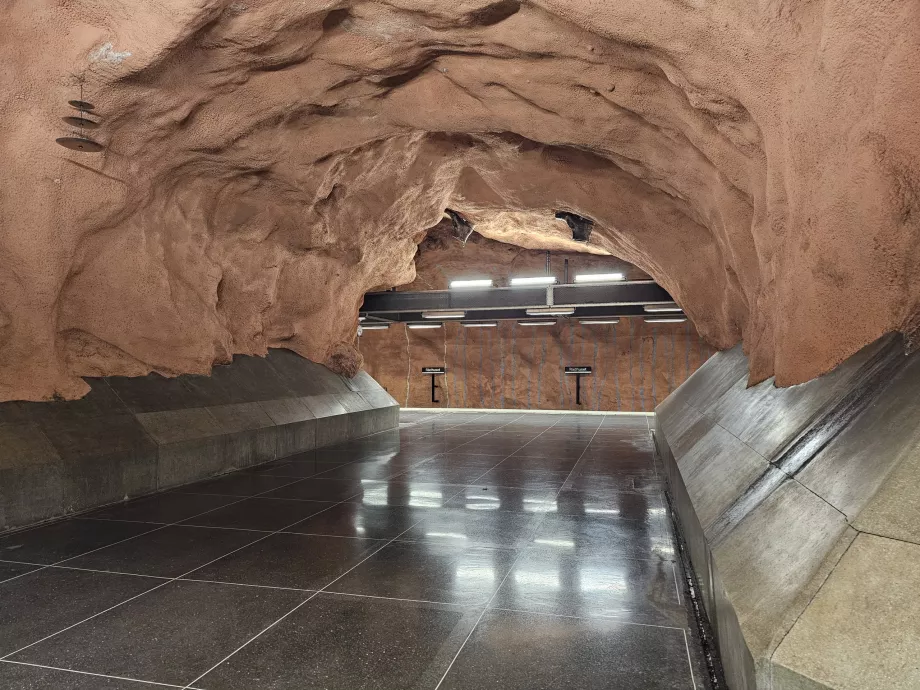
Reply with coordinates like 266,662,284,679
176,414,532,689
433,413,607,689
0,659,205,689
682,627,698,690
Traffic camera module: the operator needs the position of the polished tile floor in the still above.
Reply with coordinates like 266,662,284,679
0,411,709,689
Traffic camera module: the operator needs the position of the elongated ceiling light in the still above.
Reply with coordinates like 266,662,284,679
645,317,687,324
408,323,443,329
422,310,465,319
526,307,574,316
450,279,493,289
359,323,389,331
510,276,556,286
518,321,556,326
579,319,620,325
574,273,625,283
644,304,683,313
462,322,498,328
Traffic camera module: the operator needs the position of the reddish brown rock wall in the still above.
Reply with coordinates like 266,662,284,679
361,320,713,411
2,1,919,400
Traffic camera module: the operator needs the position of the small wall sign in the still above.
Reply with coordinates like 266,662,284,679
422,367,446,374
564,366,592,375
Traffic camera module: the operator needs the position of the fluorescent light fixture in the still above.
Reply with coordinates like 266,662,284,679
644,317,687,324
359,323,390,331
449,279,493,289
518,321,556,326
643,304,683,313
408,323,443,329
422,310,465,319
358,316,366,321
526,307,574,316
510,276,557,286
574,272,625,283
579,319,620,325
462,322,497,328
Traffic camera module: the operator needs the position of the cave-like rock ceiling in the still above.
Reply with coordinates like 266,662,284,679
1,0,918,401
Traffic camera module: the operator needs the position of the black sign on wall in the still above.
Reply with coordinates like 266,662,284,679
564,366,592,405
422,367,446,375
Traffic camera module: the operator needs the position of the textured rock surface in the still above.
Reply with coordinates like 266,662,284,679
2,0,919,400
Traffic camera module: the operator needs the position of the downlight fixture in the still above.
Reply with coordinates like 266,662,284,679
644,317,687,324
462,322,498,328
518,321,556,327
643,304,683,313
579,319,620,325
449,279,493,289
510,276,556,287
574,273,625,283
421,311,465,319
526,307,575,316
408,323,443,329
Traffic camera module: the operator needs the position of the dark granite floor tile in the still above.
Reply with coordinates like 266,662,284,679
262,478,364,502
64,526,262,577
445,486,558,514
555,488,669,522
331,540,517,606
426,453,511,467
10,580,306,687
195,593,475,690
561,474,652,494
247,460,325,478
472,468,570,491
0,560,41,583
510,443,588,459
172,473,303,497
491,547,684,626
531,515,673,560
311,462,410,481
284,503,419,539
396,507,542,548
0,568,160,657
439,609,693,690
355,480,467,508
491,455,579,473
85,493,240,524
0,520,157,565
183,497,334,532
400,465,495,485
0,661,174,689
187,532,382,589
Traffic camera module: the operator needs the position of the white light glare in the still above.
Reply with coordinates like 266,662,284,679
359,324,390,331
450,279,493,289
643,304,683,313
518,320,556,327
422,311,465,319
510,276,557,286
574,272,625,283
408,323,443,329
579,319,620,325
644,317,687,324
526,307,574,316
462,322,497,328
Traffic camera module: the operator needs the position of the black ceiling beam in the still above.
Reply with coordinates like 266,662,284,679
364,305,681,323
361,281,673,314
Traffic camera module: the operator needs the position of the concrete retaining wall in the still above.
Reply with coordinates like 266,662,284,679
0,350,399,532
654,335,920,689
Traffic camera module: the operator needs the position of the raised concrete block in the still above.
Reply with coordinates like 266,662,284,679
773,534,920,690
0,350,399,532
655,335,920,689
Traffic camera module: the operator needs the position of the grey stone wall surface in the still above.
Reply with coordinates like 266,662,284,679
0,350,399,532
654,335,920,690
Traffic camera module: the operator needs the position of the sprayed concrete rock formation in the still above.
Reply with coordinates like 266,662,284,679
1,0,919,400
